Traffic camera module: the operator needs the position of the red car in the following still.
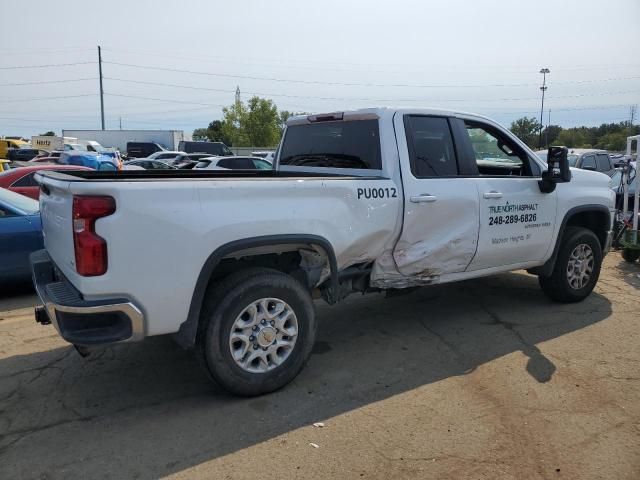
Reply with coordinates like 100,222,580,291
0,165,91,200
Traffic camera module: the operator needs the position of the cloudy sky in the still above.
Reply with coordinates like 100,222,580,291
1,0,639,136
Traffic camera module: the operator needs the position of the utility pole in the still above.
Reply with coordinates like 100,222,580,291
630,105,637,126
546,109,551,148
539,68,550,149
98,45,105,130
119,116,122,130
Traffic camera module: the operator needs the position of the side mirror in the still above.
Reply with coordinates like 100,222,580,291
539,146,571,193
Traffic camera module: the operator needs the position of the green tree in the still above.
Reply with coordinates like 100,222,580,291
242,96,280,146
193,120,233,145
509,117,542,148
555,129,589,148
221,100,248,146
542,125,563,146
40,131,56,136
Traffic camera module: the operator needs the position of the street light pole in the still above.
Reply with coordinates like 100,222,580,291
539,68,549,149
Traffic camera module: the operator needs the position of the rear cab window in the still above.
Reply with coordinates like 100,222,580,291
279,118,382,173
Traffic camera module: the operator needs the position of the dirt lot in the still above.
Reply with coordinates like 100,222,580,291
0,255,639,480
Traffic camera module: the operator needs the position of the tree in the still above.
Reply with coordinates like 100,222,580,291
192,120,233,145
541,125,563,146
555,129,589,148
40,131,55,136
509,117,542,148
242,96,280,146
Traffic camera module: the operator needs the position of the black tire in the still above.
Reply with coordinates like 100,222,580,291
621,248,640,263
539,227,603,303
197,267,316,396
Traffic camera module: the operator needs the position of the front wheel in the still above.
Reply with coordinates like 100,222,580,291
539,227,603,303
198,268,316,396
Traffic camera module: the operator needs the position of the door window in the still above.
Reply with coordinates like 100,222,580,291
463,121,540,176
218,158,255,169
11,172,38,187
581,155,596,170
404,116,458,177
596,154,611,172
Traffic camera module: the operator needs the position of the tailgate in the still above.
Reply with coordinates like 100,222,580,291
36,173,77,281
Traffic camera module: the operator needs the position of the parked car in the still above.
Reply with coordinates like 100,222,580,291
194,156,273,170
0,187,43,284
178,141,233,156
610,161,637,211
536,148,614,176
126,142,166,158
59,151,119,171
0,138,29,159
29,156,60,164
0,165,92,200
7,147,45,162
252,151,276,162
123,159,176,170
145,151,189,165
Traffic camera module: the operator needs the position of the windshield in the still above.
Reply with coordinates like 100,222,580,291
280,119,382,170
568,154,579,167
0,187,39,214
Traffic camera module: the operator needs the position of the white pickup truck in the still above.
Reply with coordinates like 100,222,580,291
31,108,615,396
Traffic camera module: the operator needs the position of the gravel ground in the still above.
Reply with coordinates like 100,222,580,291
0,255,638,479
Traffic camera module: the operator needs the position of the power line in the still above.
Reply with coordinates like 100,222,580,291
103,61,549,89
0,61,95,70
104,92,226,107
0,93,97,103
103,77,640,104
100,46,640,74
0,77,97,87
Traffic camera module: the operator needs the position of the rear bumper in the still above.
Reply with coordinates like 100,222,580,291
30,250,145,346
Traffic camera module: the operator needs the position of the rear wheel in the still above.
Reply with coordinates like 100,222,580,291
539,227,602,303
198,268,316,396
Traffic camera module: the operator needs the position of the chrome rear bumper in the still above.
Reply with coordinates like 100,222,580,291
30,250,145,346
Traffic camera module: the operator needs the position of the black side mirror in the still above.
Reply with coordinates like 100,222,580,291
539,146,571,193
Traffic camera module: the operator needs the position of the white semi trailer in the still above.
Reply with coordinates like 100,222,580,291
62,130,187,152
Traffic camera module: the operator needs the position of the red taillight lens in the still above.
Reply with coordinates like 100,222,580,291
72,196,116,276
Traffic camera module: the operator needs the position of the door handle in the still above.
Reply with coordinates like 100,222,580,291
410,194,437,203
483,191,503,199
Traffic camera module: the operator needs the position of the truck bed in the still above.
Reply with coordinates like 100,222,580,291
39,169,383,182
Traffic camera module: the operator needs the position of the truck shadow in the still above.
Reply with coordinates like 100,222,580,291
0,271,613,478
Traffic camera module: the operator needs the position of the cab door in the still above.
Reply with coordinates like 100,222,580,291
456,119,558,271
392,113,480,278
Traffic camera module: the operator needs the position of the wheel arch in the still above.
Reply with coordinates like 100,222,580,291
174,234,338,349
531,205,611,277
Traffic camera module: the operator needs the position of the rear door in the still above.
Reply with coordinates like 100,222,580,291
393,113,480,277
456,118,557,271
0,211,41,278
596,153,614,175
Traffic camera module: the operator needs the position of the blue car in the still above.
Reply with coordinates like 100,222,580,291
0,188,43,284
59,151,119,170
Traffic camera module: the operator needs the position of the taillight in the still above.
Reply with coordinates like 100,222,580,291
72,195,116,276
